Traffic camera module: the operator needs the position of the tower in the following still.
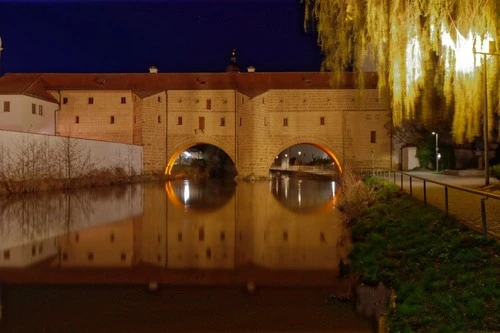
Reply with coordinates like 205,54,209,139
226,48,240,73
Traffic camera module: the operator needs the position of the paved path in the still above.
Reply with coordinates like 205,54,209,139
389,171,500,239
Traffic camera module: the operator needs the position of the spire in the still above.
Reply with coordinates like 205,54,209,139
0,36,4,76
226,48,240,73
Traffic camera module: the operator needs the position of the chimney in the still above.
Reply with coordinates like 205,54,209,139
149,65,158,74
247,66,256,73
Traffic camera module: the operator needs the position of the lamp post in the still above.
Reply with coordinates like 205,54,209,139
432,132,439,172
474,42,499,186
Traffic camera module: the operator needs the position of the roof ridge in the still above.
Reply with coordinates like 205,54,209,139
21,73,43,95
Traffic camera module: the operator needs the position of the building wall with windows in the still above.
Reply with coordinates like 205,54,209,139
0,95,56,134
166,90,237,166
0,72,393,177
54,90,134,143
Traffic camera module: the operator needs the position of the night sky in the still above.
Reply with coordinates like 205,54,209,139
0,0,323,74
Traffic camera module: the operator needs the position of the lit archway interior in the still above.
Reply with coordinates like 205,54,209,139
270,143,342,174
165,143,237,179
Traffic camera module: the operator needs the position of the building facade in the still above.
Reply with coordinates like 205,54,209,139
0,71,393,177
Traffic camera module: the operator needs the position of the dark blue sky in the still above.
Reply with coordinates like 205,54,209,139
0,0,323,73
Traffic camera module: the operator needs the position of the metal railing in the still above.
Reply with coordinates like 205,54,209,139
358,169,500,240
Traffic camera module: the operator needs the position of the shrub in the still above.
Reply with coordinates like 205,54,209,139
337,167,375,221
491,164,500,181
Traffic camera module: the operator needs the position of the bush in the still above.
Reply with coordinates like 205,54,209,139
337,168,375,221
491,164,500,181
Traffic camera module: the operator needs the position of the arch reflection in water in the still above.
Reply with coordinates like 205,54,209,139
0,181,350,282
270,174,337,213
165,179,236,211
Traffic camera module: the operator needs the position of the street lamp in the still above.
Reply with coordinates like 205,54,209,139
474,42,499,186
432,132,439,172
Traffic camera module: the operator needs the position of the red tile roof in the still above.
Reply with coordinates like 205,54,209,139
0,72,378,101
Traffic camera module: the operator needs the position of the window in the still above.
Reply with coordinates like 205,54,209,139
134,116,136,124
32,246,36,256
283,118,288,126
121,97,126,104
239,118,242,126
88,252,94,261
206,248,212,259
199,227,205,242
75,116,80,124
320,117,325,125
32,103,36,114
110,116,115,124
157,96,161,103
370,130,377,144
199,117,205,130
220,231,225,242
88,97,94,104
177,116,183,125
121,253,126,261
63,97,68,104
62,252,68,261
283,231,288,241
38,105,43,115
206,99,211,110
178,232,183,242
220,117,225,126
3,250,10,260
3,101,10,112
157,115,161,124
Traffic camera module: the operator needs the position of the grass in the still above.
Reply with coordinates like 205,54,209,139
348,177,500,332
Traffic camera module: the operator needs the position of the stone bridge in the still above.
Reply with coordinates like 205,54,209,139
0,72,395,178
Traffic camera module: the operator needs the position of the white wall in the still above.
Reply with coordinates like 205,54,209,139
0,130,143,177
402,146,419,170
0,95,57,134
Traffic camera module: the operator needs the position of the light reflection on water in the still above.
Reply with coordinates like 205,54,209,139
0,177,348,272
0,177,377,331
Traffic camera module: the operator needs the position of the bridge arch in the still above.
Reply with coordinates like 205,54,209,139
165,138,236,176
269,138,343,174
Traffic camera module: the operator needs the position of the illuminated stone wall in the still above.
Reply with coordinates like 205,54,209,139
53,87,391,176
166,90,237,171
137,92,167,173
55,90,134,143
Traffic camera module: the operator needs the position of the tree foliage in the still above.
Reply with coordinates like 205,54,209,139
304,0,500,143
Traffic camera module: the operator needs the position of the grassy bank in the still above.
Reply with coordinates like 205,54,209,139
348,177,500,332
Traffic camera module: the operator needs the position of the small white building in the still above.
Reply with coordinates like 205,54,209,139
0,74,58,134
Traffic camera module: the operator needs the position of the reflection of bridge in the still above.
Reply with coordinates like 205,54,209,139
270,165,338,176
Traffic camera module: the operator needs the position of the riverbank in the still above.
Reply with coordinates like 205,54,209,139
348,177,500,332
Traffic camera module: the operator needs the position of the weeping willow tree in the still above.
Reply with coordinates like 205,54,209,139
304,0,500,143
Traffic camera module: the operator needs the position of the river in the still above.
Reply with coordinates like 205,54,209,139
0,174,376,332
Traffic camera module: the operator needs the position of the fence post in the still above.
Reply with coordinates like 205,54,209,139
409,177,413,196
444,186,449,216
481,197,488,239
400,173,403,189
423,180,427,205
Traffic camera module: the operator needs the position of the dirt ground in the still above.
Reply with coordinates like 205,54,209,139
0,285,375,333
